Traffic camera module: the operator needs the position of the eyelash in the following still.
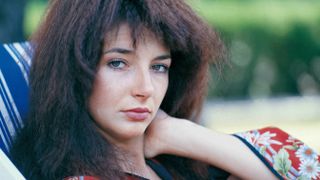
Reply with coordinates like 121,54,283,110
107,59,170,73
107,59,127,70
151,64,169,73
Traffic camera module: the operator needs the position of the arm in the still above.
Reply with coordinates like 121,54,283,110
144,111,278,179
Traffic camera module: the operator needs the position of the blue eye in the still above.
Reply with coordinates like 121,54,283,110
152,64,169,73
107,59,126,69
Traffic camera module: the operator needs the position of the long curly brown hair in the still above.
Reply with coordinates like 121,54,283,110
11,0,224,179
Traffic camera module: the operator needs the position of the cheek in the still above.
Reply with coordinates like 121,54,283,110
154,76,169,102
89,74,113,114
89,70,131,112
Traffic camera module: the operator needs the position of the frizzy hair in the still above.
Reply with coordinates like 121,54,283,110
11,0,224,179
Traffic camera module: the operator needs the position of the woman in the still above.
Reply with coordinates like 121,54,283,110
11,0,319,179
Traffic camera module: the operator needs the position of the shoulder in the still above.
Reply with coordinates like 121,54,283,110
234,127,320,180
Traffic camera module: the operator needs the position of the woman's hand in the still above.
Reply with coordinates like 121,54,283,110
144,109,168,158
144,109,173,158
144,109,193,158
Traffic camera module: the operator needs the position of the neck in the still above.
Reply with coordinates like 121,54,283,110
116,136,145,167
113,136,153,178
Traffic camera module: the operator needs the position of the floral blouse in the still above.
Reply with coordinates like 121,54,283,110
65,127,320,180
234,127,320,180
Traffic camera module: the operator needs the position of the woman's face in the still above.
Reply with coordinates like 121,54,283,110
89,24,171,142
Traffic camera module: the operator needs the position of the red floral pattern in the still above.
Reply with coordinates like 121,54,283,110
235,127,320,180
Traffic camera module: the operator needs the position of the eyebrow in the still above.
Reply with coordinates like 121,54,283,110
154,54,171,61
103,48,133,54
103,47,171,61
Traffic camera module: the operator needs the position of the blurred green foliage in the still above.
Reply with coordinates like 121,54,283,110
188,0,320,99
24,0,320,99
24,0,47,37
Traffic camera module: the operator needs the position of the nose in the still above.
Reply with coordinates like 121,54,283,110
132,68,154,101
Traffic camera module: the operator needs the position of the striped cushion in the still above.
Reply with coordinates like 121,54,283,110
0,42,32,156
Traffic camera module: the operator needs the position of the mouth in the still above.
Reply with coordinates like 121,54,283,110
121,108,151,121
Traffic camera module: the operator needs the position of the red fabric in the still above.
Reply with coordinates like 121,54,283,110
236,127,320,180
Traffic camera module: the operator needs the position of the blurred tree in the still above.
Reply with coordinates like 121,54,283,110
196,1,320,99
24,0,48,37
0,0,27,43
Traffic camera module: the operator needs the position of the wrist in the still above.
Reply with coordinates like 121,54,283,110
159,118,197,156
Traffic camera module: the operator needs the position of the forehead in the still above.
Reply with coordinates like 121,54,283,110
103,23,168,51
104,24,133,49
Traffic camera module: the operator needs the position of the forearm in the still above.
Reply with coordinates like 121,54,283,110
162,119,277,179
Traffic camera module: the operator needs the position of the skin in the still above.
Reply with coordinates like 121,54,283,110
89,23,171,179
146,110,278,180
88,23,277,179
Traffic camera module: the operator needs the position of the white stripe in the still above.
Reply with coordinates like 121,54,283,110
0,117,10,152
0,149,26,180
287,172,296,179
262,147,274,163
0,88,13,150
0,70,23,130
3,45,29,85
267,145,277,155
289,166,299,177
13,42,32,67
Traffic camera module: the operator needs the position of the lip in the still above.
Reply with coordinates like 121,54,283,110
121,108,151,121
124,108,151,113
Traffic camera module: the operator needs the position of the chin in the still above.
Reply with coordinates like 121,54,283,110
116,124,149,139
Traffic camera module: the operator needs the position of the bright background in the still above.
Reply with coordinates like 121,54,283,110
0,0,319,151
188,0,320,152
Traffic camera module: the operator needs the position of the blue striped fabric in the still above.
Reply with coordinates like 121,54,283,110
0,42,32,156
